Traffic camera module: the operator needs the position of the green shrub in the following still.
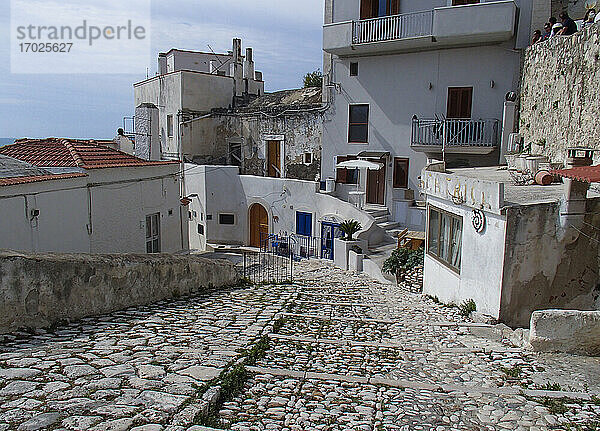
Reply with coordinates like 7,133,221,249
459,299,476,316
382,248,424,280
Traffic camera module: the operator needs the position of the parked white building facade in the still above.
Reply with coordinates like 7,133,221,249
322,0,548,229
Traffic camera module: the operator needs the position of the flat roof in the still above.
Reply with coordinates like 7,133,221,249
446,166,567,206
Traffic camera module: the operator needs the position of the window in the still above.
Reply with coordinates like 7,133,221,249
145,213,161,253
447,87,473,119
167,114,174,137
304,152,313,165
427,207,462,272
360,0,399,19
197,224,205,235
229,142,242,167
219,214,235,225
348,104,369,143
296,212,313,237
350,62,359,77
336,155,359,184
393,158,409,188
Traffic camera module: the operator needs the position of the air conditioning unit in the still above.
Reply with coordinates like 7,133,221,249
320,178,336,193
508,133,523,153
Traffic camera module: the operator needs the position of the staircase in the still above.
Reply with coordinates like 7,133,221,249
363,205,402,284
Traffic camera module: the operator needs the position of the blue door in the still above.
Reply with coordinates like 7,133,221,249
321,222,342,260
296,212,313,237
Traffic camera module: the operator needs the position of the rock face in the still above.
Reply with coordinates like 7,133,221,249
529,309,600,355
519,25,600,164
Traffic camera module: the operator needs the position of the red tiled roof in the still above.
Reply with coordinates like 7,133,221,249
0,138,179,169
552,165,600,183
0,172,87,187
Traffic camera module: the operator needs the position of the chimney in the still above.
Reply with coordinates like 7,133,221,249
559,148,594,244
232,38,244,97
134,103,160,161
244,48,255,80
158,53,167,75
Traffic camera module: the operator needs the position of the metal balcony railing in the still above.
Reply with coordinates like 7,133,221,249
352,11,434,44
411,118,499,148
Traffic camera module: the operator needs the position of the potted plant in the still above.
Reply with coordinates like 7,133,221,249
334,219,363,270
383,247,424,284
339,219,362,241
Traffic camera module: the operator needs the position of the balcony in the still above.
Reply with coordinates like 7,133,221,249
323,0,517,57
411,117,499,155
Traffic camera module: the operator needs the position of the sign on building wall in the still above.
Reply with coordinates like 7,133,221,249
421,171,505,215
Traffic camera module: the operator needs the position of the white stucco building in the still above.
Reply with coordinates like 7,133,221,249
421,153,600,327
133,39,265,162
321,0,550,230
0,139,187,254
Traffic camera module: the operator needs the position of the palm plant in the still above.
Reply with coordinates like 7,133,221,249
339,219,362,241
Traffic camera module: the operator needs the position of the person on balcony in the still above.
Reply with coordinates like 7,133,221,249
558,11,578,35
531,30,543,44
541,23,553,40
582,9,596,29
551,22,563,37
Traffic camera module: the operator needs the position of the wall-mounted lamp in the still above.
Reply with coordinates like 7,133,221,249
428,82,433,90
490,80,496,88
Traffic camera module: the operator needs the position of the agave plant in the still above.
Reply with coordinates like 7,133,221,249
339,219,362,241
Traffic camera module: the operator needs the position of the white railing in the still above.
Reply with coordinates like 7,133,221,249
411,118,499,148
352,11,434,44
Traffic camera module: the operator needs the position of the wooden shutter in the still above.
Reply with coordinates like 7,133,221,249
336,156,348,183
360,0,373,19
389,0,399,15
447,87,473,119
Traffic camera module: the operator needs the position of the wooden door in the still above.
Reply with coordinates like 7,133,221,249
366,161,386,205
447,87,473,119
267,141,281,178
249,204,269,248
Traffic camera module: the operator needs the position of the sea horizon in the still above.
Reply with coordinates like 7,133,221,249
0,138,14,147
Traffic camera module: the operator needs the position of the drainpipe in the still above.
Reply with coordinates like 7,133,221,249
558,149,592,244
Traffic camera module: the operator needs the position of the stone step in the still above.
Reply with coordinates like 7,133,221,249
365,209,389,218
374,215,389,224
378,221,400,231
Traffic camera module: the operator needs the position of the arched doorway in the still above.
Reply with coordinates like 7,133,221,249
249,204,269,247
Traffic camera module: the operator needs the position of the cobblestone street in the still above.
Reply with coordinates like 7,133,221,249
0,260,599,430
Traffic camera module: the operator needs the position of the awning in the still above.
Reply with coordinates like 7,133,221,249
357,151,390,159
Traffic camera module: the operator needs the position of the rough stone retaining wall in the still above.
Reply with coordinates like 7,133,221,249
403,266,424,293
519,25,600,163
0,251,240,334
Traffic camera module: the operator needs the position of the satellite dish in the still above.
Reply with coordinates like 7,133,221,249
585,0,597,9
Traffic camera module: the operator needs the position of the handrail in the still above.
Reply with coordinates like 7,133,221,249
411,117,499,147
352,11,433,44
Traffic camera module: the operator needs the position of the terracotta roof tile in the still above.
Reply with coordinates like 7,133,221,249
0,138,179,169
0,173,87,187
552,165,600,183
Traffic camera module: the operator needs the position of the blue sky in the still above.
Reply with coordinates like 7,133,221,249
0,0,324,139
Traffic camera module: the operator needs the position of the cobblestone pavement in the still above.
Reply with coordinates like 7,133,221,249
0,259,599,430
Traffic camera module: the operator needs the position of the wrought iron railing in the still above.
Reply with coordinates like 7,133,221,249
352,11,433,44
411,117,499,148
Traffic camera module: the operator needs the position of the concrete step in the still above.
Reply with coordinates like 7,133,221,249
374,215,389,224
378,221,400,231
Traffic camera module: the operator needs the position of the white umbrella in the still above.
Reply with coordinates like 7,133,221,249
335,159,382,170
335,159,383,199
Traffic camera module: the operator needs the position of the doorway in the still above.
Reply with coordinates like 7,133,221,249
366,158,386,205
267,140,281,178
249,204,269,248
321,222,342,260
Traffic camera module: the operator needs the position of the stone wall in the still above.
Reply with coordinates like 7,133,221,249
0,251,239,334
519,25,600,164
501,198,600,327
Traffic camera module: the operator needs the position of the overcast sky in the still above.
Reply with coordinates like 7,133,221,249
0,0,324,139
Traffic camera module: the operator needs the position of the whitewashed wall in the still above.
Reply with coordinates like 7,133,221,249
423,195,508,319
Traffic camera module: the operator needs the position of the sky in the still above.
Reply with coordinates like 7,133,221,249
0,0,324,139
